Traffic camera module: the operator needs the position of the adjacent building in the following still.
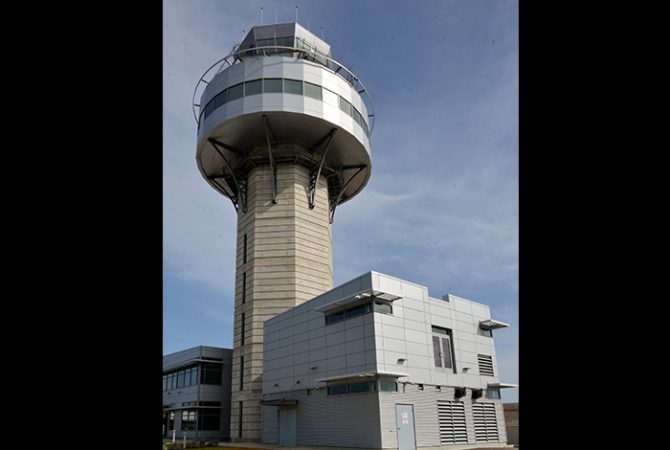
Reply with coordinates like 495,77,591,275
162,346,233,441
261,271,515,449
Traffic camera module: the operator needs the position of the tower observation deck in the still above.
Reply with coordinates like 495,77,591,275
194,22,374,441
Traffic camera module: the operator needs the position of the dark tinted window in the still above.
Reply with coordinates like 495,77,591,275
327,384,347,395
228,83,244,101
245,79,262,96
263,78,282,93
304,82,322,100
284,79,303,95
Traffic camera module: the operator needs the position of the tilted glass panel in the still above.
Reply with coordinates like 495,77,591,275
263,78,283,93
227,83,244,101
214,89,228,107
304,81,322,100
284,79,303,95
339,96,352,115
244,79,262,96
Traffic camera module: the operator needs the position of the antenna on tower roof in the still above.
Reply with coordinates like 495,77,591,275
260,6,263,25
275,10,278,24
295,5,298,23
307,17,310,31
321,27,324,39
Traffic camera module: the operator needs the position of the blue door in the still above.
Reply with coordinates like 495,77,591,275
278,408,297,446
395,404,416,450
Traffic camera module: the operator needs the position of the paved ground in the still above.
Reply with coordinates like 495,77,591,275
215,444,515,450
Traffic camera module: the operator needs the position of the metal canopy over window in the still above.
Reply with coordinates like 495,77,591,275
479,319,510,330
315,370,409,384
486,382,518,389
313,289,402,314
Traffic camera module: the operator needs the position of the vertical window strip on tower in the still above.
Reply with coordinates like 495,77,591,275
243,233,247,264
242,272,246,304
238,401,243,438
239,355,244,390
241,313,245,346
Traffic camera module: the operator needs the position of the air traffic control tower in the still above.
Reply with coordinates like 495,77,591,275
193,22,374,441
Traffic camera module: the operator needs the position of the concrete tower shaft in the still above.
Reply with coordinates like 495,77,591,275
194,22,373,441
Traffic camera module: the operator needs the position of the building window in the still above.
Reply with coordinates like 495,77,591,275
327,384,347,395
325,299,392,325
478,327,493,338
243,233,247,264
325,310,344,325
241,313,246,346
263,78,282,93
373,300,392,314
164,364,202,391
345,303,367,318
239,355,244,390
304,81,322,100
349,381,375,393
214,89,227,107
339,96,352,116
168,411,175,431
432,326,455,372
327,381,376,395
244,79,262,96
242,272,246,304
477,354,494,377
190,366,198,385
181,409,196,431
204,78,370,137
227,83,244,102
200,362,222,385
238,401,243,438
379,379,398,392
198,409,221,431
486,387,501,399
284,78,303,95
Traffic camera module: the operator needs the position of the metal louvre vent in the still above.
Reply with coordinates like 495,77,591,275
478,354,494,376
437,400,468,444
473,402,499,442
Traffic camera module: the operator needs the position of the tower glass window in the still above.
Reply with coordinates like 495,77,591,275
304,81,322,100
284,79,303,95
244,79,262,96
263,78,283,93
228,83,244,101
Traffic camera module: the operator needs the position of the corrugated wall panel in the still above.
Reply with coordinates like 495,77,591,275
379,384,507,448
263,389,381,448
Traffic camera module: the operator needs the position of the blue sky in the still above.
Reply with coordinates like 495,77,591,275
164,0,518,402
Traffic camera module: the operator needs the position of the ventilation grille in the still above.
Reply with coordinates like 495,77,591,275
437,400,468,444
478,354,494,376
473,402,499,442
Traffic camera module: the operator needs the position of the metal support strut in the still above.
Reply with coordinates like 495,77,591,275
329,165,366,224
262,115,278,204
208,138,248,213
308,128,337,209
